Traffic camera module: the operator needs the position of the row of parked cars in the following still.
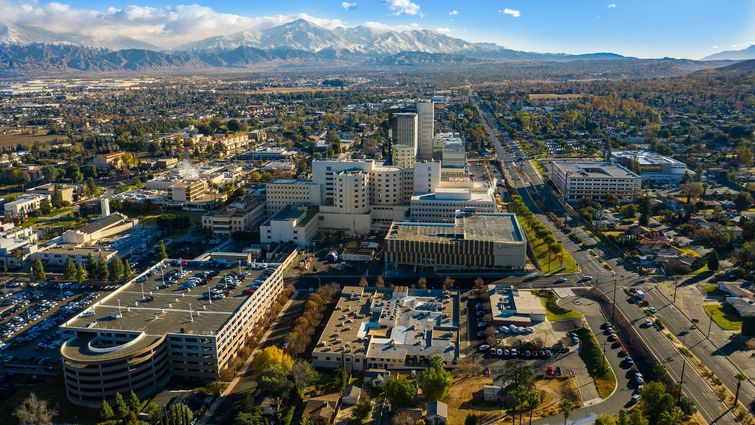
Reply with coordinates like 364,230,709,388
480,344,554,359
600,322,644,403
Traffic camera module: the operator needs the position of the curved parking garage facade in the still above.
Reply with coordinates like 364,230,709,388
59,258,288,408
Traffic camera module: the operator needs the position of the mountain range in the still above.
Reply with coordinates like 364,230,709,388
0,18,748,75
702,45,755,61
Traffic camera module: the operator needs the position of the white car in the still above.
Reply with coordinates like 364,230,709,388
479,344,491,351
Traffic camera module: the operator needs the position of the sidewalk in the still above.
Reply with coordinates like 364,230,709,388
197,294,298,425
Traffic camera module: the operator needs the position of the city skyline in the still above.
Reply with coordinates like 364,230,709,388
0,0,753,58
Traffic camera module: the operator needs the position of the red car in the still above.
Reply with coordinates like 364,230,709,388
618,348,628,357
546,366,555,376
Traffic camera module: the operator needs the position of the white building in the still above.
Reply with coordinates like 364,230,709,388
548,161,641,204
62,213,138,245
611,150,690,185
202,200,266,237
265,179,321,216
416,101,435,162
259,205,319,248
3,194,51,216
410,188,497,223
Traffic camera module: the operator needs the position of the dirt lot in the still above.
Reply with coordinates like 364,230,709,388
0,132,66,147
445,375,582,425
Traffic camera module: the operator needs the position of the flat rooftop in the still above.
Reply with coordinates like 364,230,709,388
552,161,639,179
612,150,684,166
388,213,524,243
313,287,458,363
268,179,318,185
63,260,277,337
262,205,318,225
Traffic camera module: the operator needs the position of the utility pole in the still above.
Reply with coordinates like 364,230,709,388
673,277,679,304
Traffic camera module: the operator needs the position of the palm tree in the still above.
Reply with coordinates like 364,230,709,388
527,390,543,425
658,407,684,425
559,400,577,425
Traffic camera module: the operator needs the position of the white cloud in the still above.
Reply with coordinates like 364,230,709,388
711,45,719,49
341,2,357,11
383,0,421,16
0,1,348,48
449,10,459,16
435,27,452,34
607,4,617,8
361,21,420,32
499,8,521,18
730,42,753,49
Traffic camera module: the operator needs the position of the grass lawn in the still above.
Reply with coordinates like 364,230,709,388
689,265,710,276
678,247,701,258
530,160,547,177
535,291,583,321
573,328,617,399
704,303,743,331
1,192,24,202
0,379,99,424
702,284,725,296
520,219,578,274
20,207,74,228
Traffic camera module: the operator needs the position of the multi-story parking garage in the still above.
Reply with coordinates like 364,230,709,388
59,258,287,407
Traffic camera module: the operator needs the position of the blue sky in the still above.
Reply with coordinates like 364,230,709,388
3,0,754,57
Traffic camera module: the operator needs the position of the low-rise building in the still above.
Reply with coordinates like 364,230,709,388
548,160,641,204
202,199,266,237
611,150,689,184
259,205,319,248
488,285,547,326
265,179,321,216
3,194,50,216
62,213,138,245
92,151,126,170
170,180,208,203
311,286,459,372
36,245,115,267
26,183,78,204
410,188,496,223
385,212,527,272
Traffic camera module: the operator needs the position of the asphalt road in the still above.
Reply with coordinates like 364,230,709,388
474,93,740,425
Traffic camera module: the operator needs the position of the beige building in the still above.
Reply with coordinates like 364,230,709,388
36,246,115,267
59,257,288,407
311,286,459,372
170,180,208,203
92,152,126,170
265,179,321,216
202,199,266,236
548,161,641,204
3,194,51,216
63,213,138,245
391,112,418,168
416,101,435,161
385,212,527,272
26,183,77,204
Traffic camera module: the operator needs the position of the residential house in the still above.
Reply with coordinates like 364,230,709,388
426,400,449,425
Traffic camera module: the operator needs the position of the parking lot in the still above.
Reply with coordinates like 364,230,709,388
0,281,105,375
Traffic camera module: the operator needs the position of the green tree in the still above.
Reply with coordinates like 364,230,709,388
97,255,109,283
76,263,86,283
640,382,675,425
628,410,648,425
502,359,534,388
31,257,46,282
234,410,267,425
291,359,319,396
128,391,140,414
618,410,628,425
595,415,616,425
100,400,115,422
734,192,753,211
63,257,77,281
114,393,129,419
51,190,65,208
559,400,577,425
707,251,719,271
658,407,684,425
258,363,294,397
382,375,417,408
123,260,133,281
350,397,372,424
605,192,620,208
157,240,168,260
109,255,124,283
421,355,451,401
526,390,543,425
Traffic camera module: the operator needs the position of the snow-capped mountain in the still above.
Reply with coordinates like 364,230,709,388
0,22,158,50
180,19,485,55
